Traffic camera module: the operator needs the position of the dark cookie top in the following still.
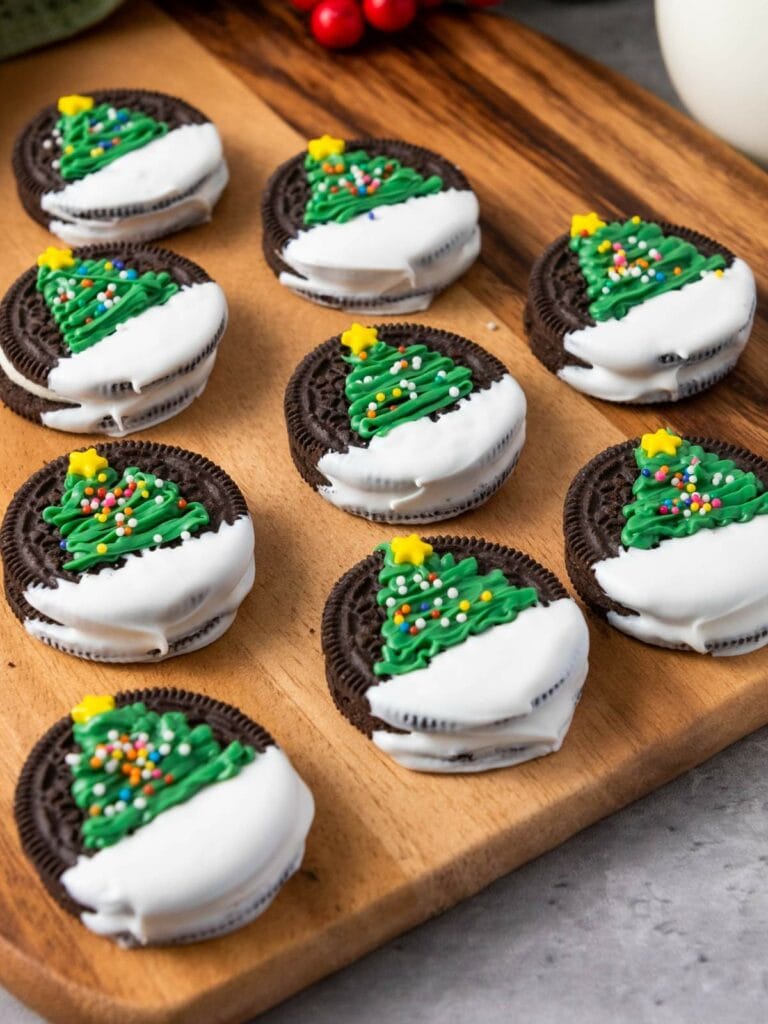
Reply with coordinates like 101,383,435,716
527,223,735,372
261,138,472,277
284,324,508,489
13,89,209,200
14,688,274,919
322,536,569,737
0,243,212,388
0,442,248,595
563,437,768,617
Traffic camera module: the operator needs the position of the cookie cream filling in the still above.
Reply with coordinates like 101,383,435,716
0,282,227,436
61,747,315,946
316,373,526,522
278,189,480,314
558,259,756,403
368,599,590,772
42,124,228,244
23,515,255,662
594,516,768,654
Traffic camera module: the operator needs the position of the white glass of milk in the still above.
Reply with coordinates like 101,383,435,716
655,0,768,165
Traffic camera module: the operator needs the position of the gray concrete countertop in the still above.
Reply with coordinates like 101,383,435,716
2,3,766,1022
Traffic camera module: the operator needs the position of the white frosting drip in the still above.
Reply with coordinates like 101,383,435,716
0,283,226,436
317,374,526,522
368,599,590,772
61,748,315,946
594,516,768,654
278,189,480,314
23,516,255,661
47,159,229,245
42,351,217,436
373,659,587,773
42,123,223,214
558,259,756,402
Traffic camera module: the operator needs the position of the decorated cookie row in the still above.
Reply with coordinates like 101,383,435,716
9,94,757,435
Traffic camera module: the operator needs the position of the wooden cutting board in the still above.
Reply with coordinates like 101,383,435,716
0,4,766,1022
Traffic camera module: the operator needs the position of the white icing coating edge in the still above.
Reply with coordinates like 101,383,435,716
61,747,315,946
369,599,590,773
0,283,227,436
368,599,589,730
594,516,768,655
47,161,229,245
317,374,526,521
23,516,255,662
42,124,223,213
558,259,756,402
372,658,587,773
278,189,480,314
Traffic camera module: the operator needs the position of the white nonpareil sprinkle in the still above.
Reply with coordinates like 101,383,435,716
447,587,459,599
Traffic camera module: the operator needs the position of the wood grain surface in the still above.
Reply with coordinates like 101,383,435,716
0,3,766,1023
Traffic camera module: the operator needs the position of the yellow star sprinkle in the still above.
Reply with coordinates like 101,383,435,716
640,428,683,458
68,447,109,479
71,694,115,724
57,94,94,117
307,134,346,162
570,212,607,238
341,322,379,357
37,246,74,271
390,535,434,566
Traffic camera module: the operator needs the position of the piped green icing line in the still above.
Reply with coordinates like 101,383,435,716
374,537,538,677
43,452,209,572
37,256,179,354
621,429,768,550
68,701,255,850
343,337,473,441
57,101,167,181
570,217,726,322
304,147,443,226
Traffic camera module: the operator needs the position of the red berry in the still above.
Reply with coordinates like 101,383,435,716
362,0,417,32
310,0,365,47
290,0,320,9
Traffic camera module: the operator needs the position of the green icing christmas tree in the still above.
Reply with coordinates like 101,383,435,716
303,134,443,226
340,323,473,441
569,212,727,322
53,93,167,181
43,448,209,573
374,535,539,677
36,246,179,354
621,428,768,550
67,694,255,850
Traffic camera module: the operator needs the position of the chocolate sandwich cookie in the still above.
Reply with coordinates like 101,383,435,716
0,243,227,435
262,133,480,314
13,90,228,244
15,689,314,946
322,534,589,773
1,443,254,661
285,322,526,523
525,213,756,403
564,427,768,654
